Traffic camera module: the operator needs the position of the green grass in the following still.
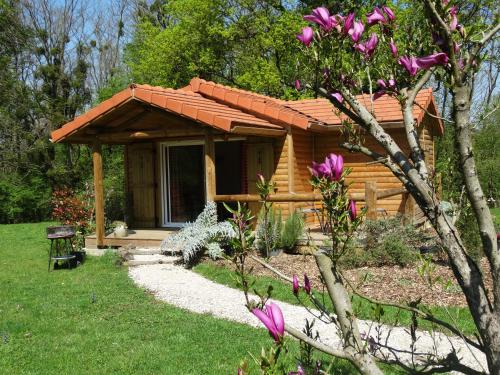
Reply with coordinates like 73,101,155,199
0,223,287,374
194,262,477,337
491,207,500,228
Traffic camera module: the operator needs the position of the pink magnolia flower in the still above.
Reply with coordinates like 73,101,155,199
292,275,299,295
343,13,355,35
304,274,311,294
304,7,336,32
356,33,378,59
296,27,314,47
252,303,285,342
366,7,386,26
389,38,398,57
348,21,365,42
349,200,357,220
331,91,343,103
398,55,420,76
310,153,344,181
288,365,305,375
295,79,301,90
382,6,395,22
449,6,458,31
416,52,449,69
257,173,265,184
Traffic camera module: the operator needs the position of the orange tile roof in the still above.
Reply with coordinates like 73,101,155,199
51,78,443,143
51,84,284,143
186,78,443,134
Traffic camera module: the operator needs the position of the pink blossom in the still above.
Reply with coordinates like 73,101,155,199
252,303,285,342
304,7,336,32
292,275,299,295
348,21,365,42
389,38,398,57
382,6,395,22
343,13,355,35
331,92,343,103
449,6,458,31
398,56,420,76
416,52,449,69
357,33,378,59
366,7,386,26
304,274,311,294
349,200,357,220
295,79,301,90
296,27,314,47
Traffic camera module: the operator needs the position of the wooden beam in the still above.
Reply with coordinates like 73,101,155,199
214,192,365,203
205,132,216,201
377,186,406,199
365,181,377,220
92,140,105,247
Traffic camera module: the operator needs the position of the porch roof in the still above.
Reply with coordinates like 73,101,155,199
51,84,287,143
51,78,443,144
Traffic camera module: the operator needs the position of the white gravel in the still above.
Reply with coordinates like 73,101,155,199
129,263,487,373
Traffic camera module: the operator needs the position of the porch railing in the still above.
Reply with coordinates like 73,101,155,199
214,182,414,222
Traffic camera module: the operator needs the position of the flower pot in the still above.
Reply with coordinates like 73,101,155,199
114,226,128,237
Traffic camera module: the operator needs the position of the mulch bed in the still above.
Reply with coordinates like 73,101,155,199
208,254,493,308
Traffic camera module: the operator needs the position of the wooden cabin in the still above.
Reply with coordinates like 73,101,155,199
50,78,443,248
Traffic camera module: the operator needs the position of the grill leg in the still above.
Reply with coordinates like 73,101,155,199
48,240,53,272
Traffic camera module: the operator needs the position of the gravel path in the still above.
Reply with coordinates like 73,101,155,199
129,264,487,373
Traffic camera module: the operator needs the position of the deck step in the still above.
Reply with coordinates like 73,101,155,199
126,254,181,266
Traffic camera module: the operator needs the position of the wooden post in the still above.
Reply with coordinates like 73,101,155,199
365,181,377,220
92,140,105,247
205,132,216,202
287,131,295,214
403,192,416,225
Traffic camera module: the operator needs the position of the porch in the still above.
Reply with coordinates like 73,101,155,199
85,228,178,249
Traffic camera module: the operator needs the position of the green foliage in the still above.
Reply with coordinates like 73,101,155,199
473,104,499,204
341,217,429,268
0,174,51,224
125,0,308,97
281,210,305,253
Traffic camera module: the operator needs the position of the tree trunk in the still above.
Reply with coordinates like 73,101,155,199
315,252,383,375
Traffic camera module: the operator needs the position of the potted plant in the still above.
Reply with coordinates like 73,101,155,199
112,221,128,237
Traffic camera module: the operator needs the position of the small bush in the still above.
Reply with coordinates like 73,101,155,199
281,210,305,253
160,201,235,264
255,207,282,256
340,216,430,268
370,234,418,267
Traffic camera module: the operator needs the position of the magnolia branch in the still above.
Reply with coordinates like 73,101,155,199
340,142,409,184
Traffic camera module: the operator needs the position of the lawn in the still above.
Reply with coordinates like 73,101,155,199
0,223,406,375
0,223,283,374
194,261,477,337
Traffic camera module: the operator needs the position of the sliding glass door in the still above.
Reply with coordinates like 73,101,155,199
161,142,205,226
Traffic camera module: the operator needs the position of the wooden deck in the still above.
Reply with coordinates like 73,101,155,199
85,228,179,248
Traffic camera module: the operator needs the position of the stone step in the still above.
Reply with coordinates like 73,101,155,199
126,254,181,266
127,248,162,255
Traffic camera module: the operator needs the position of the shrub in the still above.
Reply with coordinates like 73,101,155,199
255,207,282,256
370,234,418,267
281,210,305,253
340,216,430,268
51,186,94,234
160,201,235,264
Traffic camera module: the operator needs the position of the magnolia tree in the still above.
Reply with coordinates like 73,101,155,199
230,1,500,374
